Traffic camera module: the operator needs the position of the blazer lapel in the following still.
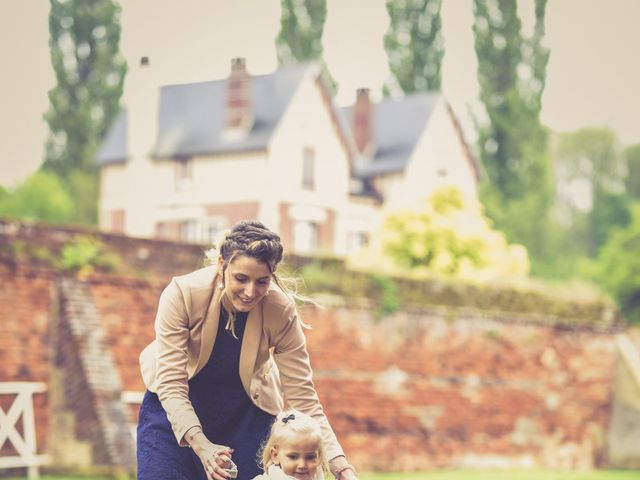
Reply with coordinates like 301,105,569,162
239,300,263,395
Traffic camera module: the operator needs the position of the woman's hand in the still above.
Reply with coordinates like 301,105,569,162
188,428,234,480
329,456,358,480
338,468,358,480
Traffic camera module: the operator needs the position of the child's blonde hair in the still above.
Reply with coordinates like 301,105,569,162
259,409,327,472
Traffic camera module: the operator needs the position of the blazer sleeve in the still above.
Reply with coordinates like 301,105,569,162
154,279,201,445
271,303,345,461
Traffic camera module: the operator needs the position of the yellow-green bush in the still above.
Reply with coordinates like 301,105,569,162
349,187,529,282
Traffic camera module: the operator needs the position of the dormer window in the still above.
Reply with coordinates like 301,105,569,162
175,157,193,190
302,147,315,190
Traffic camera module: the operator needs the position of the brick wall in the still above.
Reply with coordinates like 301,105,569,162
0,220,206,281
57,277,136,470
302,305,616,470
0,222,635,473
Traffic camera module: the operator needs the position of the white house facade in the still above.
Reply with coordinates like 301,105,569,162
97,59,478,256
98,59,371,254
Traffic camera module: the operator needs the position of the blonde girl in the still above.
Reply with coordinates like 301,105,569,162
254,409,330,480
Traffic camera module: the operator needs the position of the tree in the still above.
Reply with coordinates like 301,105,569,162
383,0,444,95
473,0,550,197
276,0,336,90
595,204,640,324
0,171,75,223
624,143,640,200
43,0,127,223
555,127,624,197
591,190,631,254
553,127,629,256
472,0,552,272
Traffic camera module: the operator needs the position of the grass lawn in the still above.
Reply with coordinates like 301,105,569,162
4,471,639,480
359,471,640,480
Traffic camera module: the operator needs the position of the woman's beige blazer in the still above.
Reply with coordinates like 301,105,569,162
139,265,344,460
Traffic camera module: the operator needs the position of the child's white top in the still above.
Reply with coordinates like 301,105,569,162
252,464,325,480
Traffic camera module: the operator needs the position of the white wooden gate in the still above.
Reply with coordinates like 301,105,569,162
0,382,49,479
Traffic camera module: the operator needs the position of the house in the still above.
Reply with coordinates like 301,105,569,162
97,58,479,255
346,87,480,211
98,58,374,255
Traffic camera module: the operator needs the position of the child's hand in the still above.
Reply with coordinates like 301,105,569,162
193,440,234,480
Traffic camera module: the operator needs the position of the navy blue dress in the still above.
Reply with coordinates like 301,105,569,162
137,310,275,480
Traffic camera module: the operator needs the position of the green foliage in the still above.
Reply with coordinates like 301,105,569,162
276,0,326,64
1,240,61,268
356,186,529,281
59,235,121,274
473,0,550,197
555,127,623,194
276,0,336,91
43,0,126,224
590,189,632,255
291,255,621,331
371,274,400,318
624,143,640,199
7,240,26,260
383,0,444,94
0,170,76,223
595,204,640,323
472,0,553,275
480,181,557,276
298,260,342,293
544,127,630,274
67,169,100,225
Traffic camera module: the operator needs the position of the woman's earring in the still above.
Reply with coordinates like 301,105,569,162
218,283,224,290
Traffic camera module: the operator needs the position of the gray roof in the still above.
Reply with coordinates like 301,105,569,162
96,63,312,165
342,92,441,178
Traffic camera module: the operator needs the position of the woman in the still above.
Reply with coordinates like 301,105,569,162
137,220,357,480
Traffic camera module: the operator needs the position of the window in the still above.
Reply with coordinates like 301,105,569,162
202,217,229,245
302,147,315,190
347,231,369,252
293,221,318,253
175,157,193,190
180,220,198,243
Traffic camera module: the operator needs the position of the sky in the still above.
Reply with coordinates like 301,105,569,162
1,0,639,187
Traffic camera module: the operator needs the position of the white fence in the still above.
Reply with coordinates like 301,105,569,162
0,382,50,479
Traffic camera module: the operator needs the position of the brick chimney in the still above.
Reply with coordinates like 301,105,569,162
352,88,374,156
225,57,253,133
